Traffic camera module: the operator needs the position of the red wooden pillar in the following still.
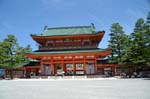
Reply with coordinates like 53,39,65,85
63,63,66,75
40,59,43,75
47,57,51,75
50,63,54,75
54,64,56,75
62,62,64,72
73,56,76,75
52,58,57,75
50,57,52,75
114,65,116,75
84,56,86,75
94,57,97,75
61,56,64,72
24,68,26,77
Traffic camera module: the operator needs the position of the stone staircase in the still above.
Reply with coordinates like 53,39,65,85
30,75,87,79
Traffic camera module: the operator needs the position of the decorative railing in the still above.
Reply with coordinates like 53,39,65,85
39,45,97,50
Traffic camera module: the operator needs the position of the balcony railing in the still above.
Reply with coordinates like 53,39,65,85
39,45,97,50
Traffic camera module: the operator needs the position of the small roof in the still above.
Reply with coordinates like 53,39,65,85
23,61,40,67
32,24,97,36
0,66,6,69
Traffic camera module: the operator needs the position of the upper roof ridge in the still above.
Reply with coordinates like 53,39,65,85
45,25,92,30
31,24,101,36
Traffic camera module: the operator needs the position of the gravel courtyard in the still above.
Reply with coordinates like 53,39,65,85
0,78,150,99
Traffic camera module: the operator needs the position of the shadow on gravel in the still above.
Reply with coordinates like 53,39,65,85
143,78,150,80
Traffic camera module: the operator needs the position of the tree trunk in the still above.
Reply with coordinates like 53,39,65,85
10,69,14,79
145,65,148,77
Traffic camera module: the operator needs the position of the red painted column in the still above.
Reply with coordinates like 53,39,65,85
94,58,97,75
73,56,76,75
52,57,56,75
24,68,26,77
61,56,65,74
54,64,56,75
84,56,86,75
40,59,43,75
114,65,116,75
62,63,64,72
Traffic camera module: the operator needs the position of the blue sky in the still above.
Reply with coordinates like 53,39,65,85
0,0,149,50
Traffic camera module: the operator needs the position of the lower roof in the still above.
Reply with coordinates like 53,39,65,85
27,48,110,55
23,61,40,67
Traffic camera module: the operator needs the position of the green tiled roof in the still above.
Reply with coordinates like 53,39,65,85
27,48,109,55
33,25,96,36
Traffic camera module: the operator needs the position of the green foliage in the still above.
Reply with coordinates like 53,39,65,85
143,11,150,66
125,15,150,66
108,23,129,64
0,34,32,68
146,12,150,25
129,18,146,65
108,12,150,66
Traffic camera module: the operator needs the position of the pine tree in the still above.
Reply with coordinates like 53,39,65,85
129,18,145,64
144,12,150,66
108,23,128,64
128,15,150,66
146,12,150,26
0,34,32,79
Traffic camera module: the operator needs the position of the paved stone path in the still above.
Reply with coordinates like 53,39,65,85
0,78,150,99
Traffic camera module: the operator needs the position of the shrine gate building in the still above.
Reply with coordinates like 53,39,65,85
25,24,117,76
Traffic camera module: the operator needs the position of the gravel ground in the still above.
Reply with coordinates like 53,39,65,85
0,78,150,99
